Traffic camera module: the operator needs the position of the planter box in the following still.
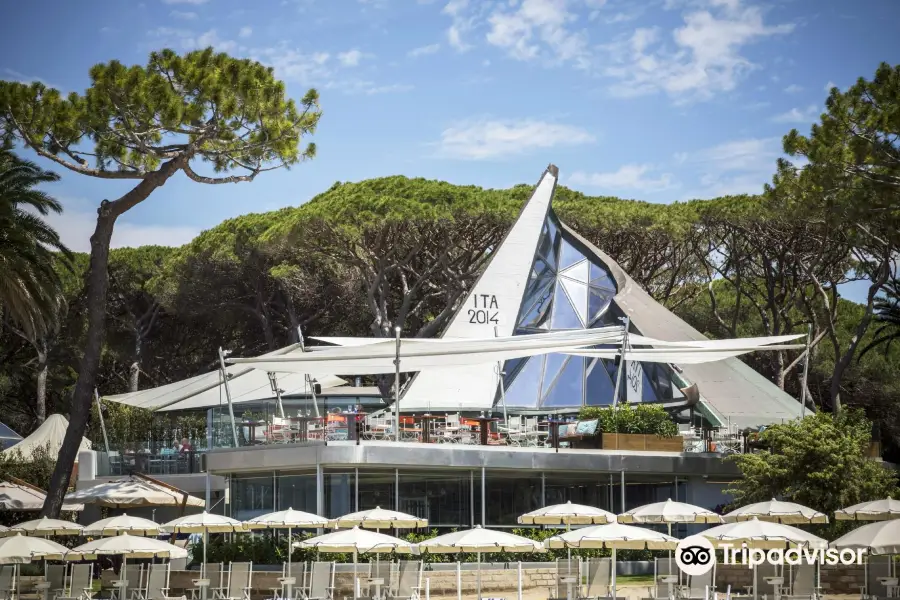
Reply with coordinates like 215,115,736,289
601,433,682,452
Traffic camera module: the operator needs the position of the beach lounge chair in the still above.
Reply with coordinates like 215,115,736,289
203,564,224,600
392,561,422,600
864,555,891,600
553,557,579,600
44,564,68,600
680,565,715,600
749,562,778,599
56,564,94,600
0,566,16,600
220,563,252,600
300,562,334,600
273,562,306,600
117,564,143,600
579,557,612,600
654,557,679,599
364,560,393,600
784,564,820,600
142,563,182,600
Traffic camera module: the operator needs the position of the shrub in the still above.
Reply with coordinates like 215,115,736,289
578,404,678,437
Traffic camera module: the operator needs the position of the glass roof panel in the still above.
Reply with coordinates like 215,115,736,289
504,356,542,407
559,260,589,283
517,279,554,329
561,278,588,324
541,353,567,396
550,284,582,329
585,358,615,406
589,286,614,323
541,356,584,408
558,239,585,270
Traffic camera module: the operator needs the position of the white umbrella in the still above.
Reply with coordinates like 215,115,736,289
297,527,412,600
82,514,161,536
0,533,69,563
328,506,427,529
545,522,677,600
723,499,828,524
417,526,543,600
701,517,828,600
68,533,187,600
835,497,900,521
0,525,8,538
245,508,328,598
65,477,205,508
161,512,245,580
8,517,84,537
519,501,615,577
832,520,900,581
618,498,723,574
0,481,84,512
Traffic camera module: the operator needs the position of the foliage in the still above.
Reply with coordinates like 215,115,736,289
858,275,900,360
578,404,679,437
0,151,71,339
727,410,899,538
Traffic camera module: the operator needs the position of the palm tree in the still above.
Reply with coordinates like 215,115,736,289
0,150,71,338
858,275,900,360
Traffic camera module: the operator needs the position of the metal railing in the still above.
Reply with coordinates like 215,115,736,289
95,449,204,477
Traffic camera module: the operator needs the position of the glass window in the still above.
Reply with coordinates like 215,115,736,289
560,278,588,323
586,358,615,406
559,259,589,283
398,469,471,528
324,470,354,519
540,354,565,396
230,475,274,520
541,356,584,408
589,286,613,323
276,473,317,513
484,470,543,527
357,469,396,512
504,356,542,408
517,279,554,329
544,472,614,512
551,285,582,329
558,239,585,270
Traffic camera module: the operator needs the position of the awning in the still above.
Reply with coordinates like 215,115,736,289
65,476,206,509
1,414,91,461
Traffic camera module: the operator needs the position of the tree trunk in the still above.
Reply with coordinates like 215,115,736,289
40,208,117,516
129,336,141,393
35,347,47,423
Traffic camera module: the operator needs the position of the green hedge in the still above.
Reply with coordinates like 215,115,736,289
196,528,663,564
577,404,678,437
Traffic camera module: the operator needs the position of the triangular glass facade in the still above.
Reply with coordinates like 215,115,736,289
499,210,682,410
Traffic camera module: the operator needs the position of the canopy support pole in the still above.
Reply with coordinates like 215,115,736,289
299,327,320,419
94,388,110,454
269,373,286,419
218,347,239,448
394,326,401,444
495,326,508,424
611,319,630,450
799,324,811,418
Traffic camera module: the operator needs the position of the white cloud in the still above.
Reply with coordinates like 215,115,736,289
365,83,414,94
2,68,62,91
783,83,802,94
170,10,197,19
443,0,476,51
148,27,237,53
408,43,440,57
824,80,837,92
161,0,208,4
771,104,819,123
337,49,366,67
570,164,677,192
435,118,594,160
602,0,794,102
238,26,252,38
484,0,591,67
678,136,781,197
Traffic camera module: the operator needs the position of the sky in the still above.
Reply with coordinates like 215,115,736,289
2,0,899,301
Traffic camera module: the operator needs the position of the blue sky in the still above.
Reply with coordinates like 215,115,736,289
2,0,898,279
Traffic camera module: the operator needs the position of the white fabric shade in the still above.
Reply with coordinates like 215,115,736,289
82,514,161,536
8,517,83,537
416,526,544,553
0,534,69,563
67,533,188,560
568,345,803,364
544,523,678,550
160,512,245,534
328,507,427,529
0,525,8,537
0,481,83,512
723,499,828,524
244,508,328,529
65,477,205,509
830,520,900,555
700,517,827,549
296,527,412,554
834,497,900,521
0,414,91,461
518,501,615,525
618,499,723,524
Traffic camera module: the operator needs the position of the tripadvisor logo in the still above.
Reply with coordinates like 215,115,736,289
676,536,716,576
674,536,866,574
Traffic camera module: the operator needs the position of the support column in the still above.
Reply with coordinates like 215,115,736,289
355,468,359,512
481,467,486,527
470,470,475,528
541,472,546,507
395,468,399,512
316,463,324,517
620,470,625,513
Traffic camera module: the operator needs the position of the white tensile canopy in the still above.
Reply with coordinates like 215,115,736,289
723,499,828,524
65,477,205,509
0,481,84,512
0,414,91,461
103,342,346,412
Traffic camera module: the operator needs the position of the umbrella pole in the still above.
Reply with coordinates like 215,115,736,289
566,521,572,577
668,523,672,574
353,550,359,600
203,531,208,580
287,526,293,600
477,552,481,600
456,558,462,600
611,547,617,600
753,563,758,600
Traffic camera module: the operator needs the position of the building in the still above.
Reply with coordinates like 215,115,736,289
86,164,805,529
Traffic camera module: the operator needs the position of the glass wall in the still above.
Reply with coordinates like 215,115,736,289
276,472,317,513
230,474,274,520
397,470,472,528
324,471,354,519
544,471,615,512
483,470,542,527
357,469,395,512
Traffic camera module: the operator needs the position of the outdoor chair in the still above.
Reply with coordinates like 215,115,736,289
56,563,94,600
679,565,715,600
202,563,224,600
863,555,891,600
142,563,182,600
272,561,306,600
749,562,779,599
783,563,820,600
579,557,612,600
115,564,143,600
391,561,422,600
363,560,393,600
44,564,68,600
654,557,679,599
0,565,15,600
553,557,579,600
221,562,252,600
300,561,334,600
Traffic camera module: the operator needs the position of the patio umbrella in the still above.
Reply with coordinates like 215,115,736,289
65,476,205,509
700,517,828,600
160,512,246,580
618,498,723,573
8,517,84,537
832,520,900,580
417,526,543,600
68,533,188,600
0,533,69,563
835,497,900,521
297,526,412,600
0,525,7,538
0,481,84,512
545,522,678,600
82,514,161,537
723,499,828,524
328,506,427,529
519,501,616,575
245,508,328,599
